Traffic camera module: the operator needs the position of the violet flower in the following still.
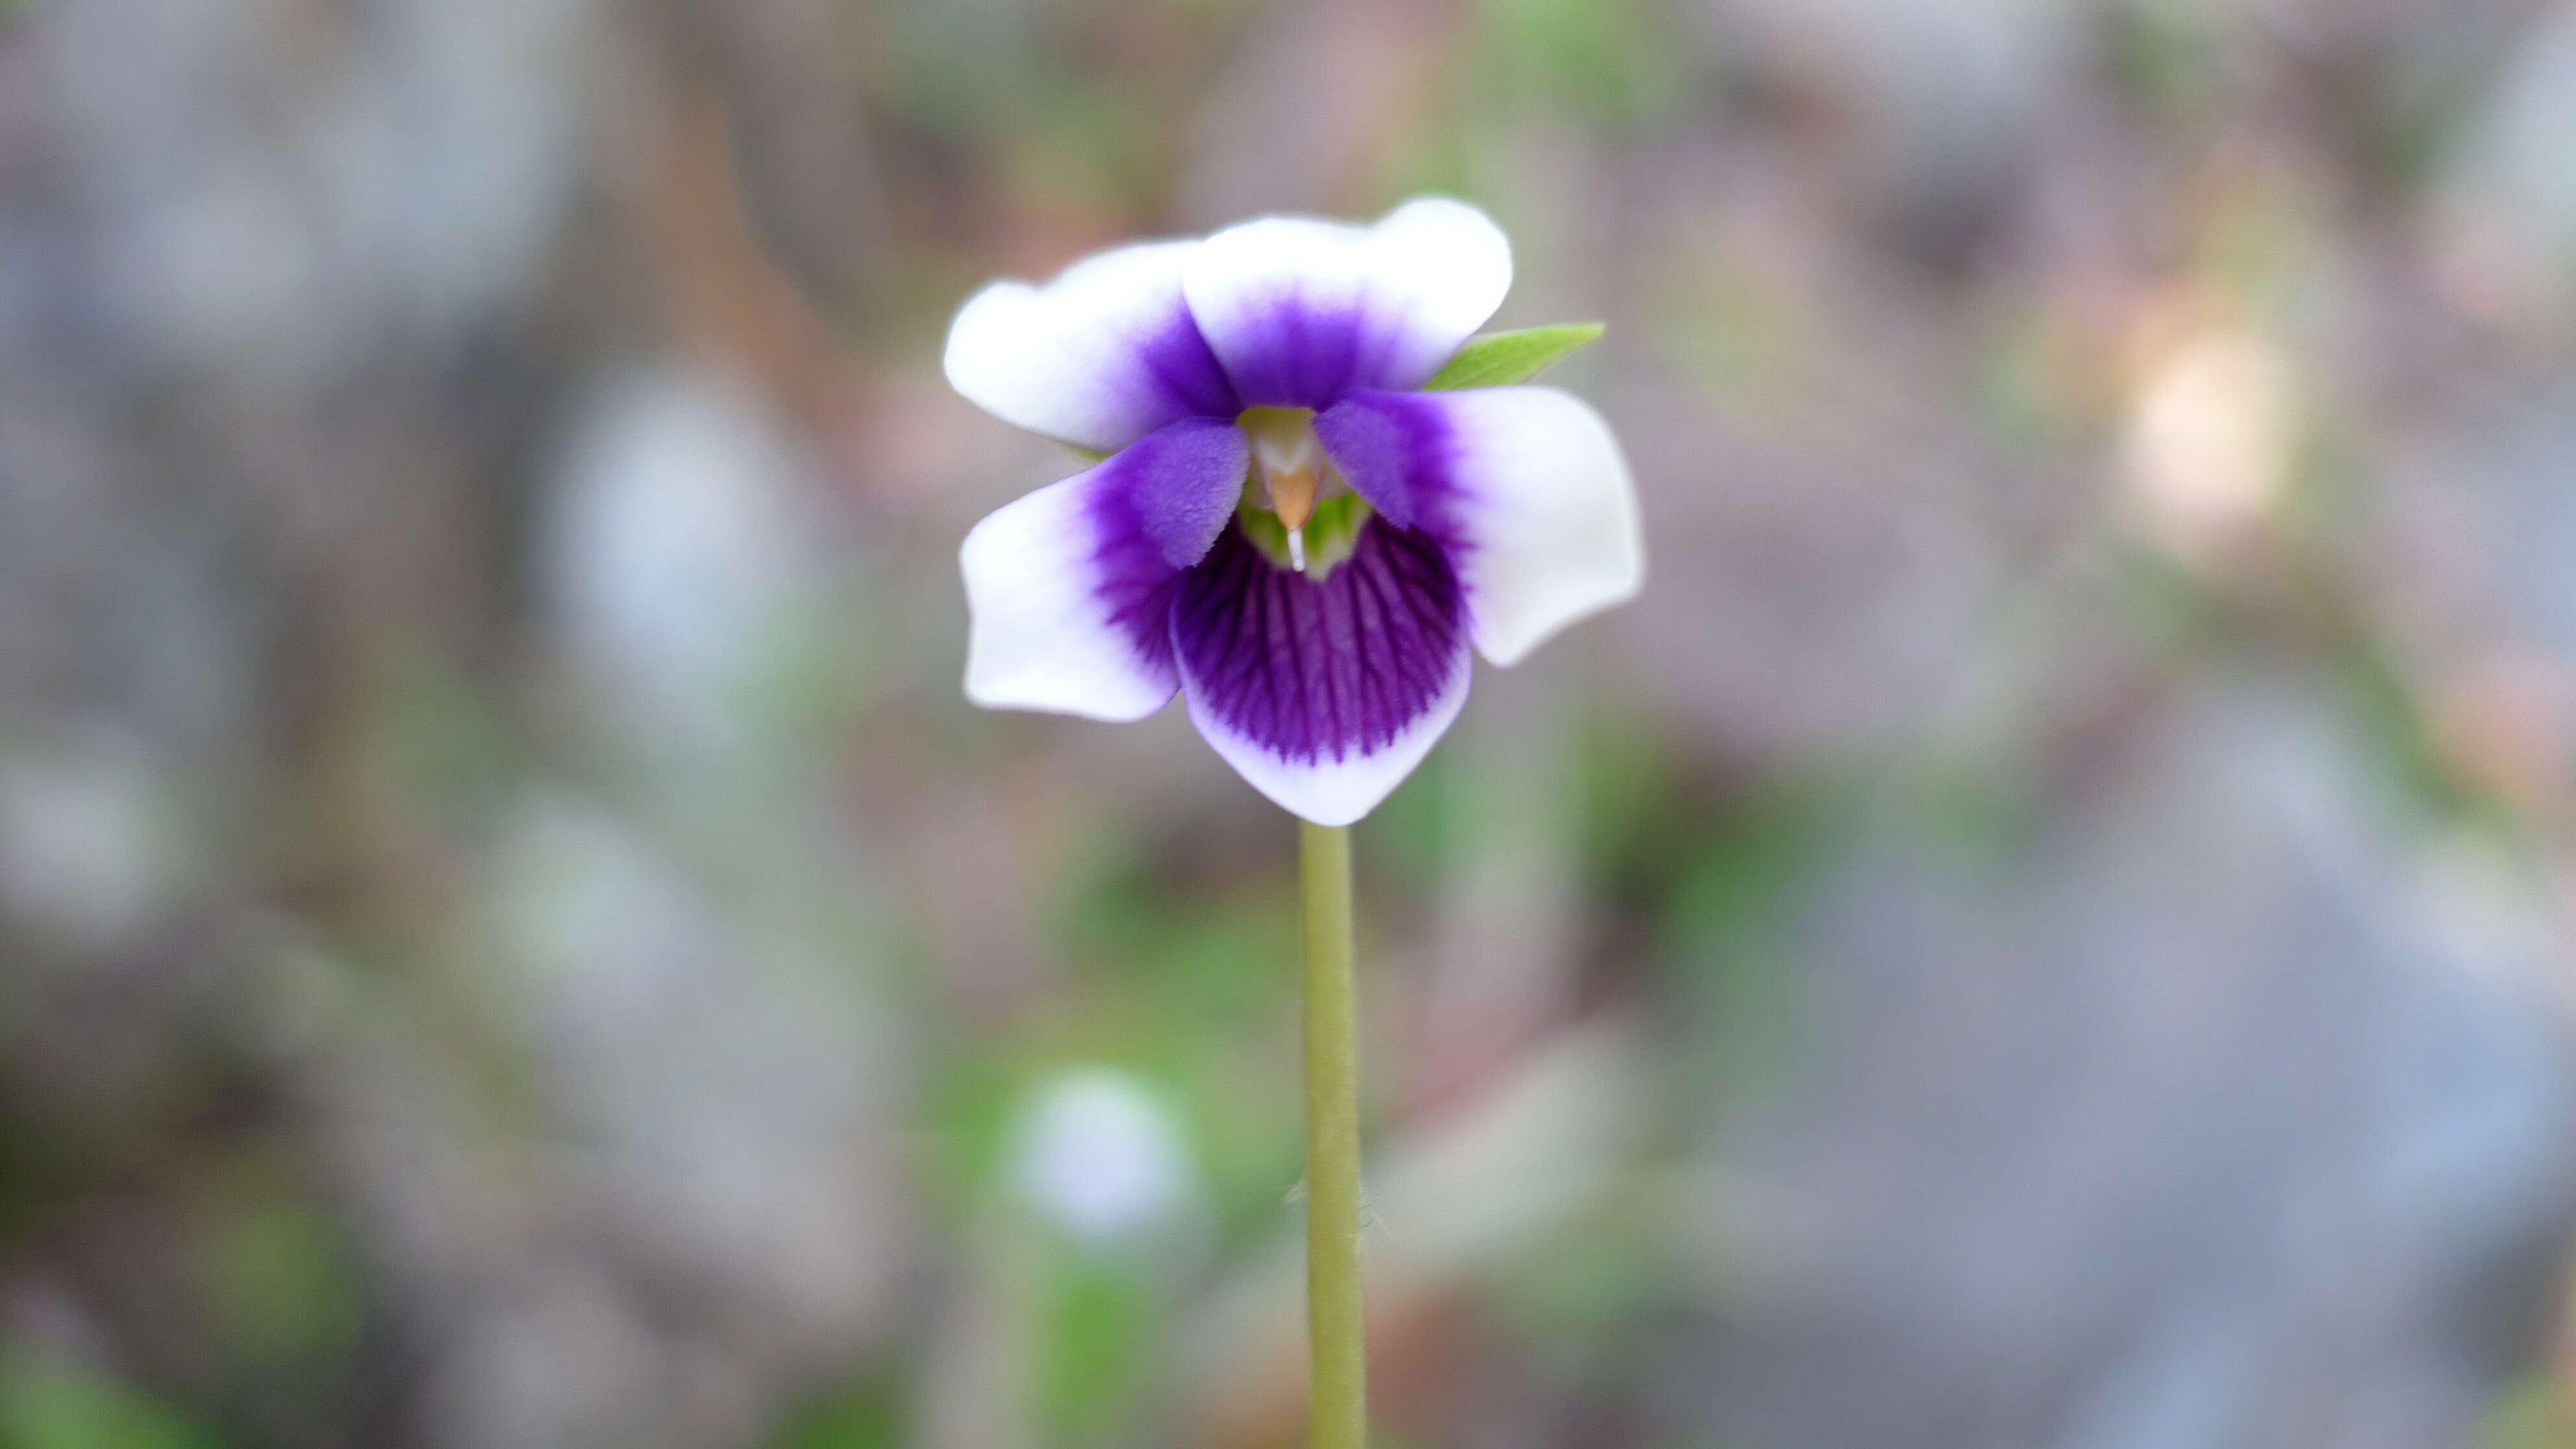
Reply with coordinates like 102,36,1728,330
949,197,1643,824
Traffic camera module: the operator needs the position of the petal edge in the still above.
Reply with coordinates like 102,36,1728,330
962,419,1250,720
945,239,1241,452
1317,386,1642,667
1182,197,1513,408
1171,519,1471,824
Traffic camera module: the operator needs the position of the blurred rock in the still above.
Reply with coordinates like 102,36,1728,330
32,0,601,389
1175,0,1455,225
1660,676,2576,1449
488,791,905,1361
0,730,190,955
1705,0,2067,271
2394,380,2576,663
2372,375,2576,826
2427,6,2576,338
541,364,831,766
1615,377,2026,764
423,1261,673,1449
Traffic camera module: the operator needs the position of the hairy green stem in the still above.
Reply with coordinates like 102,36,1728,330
1298,819,1366,1449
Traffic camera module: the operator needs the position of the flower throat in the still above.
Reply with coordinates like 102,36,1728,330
1238,406,1371,578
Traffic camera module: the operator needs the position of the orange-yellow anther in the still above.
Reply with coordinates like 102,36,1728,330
1241,406,1322,531
1269,463,1319,531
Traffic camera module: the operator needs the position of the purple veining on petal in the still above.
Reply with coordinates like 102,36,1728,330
1170,515,1465,763
1082,417,1250,673
1124,308,1243,423
1213,293,1419,408
1313,390,1463,542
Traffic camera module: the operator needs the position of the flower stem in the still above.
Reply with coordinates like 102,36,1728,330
1298,818,1366,1449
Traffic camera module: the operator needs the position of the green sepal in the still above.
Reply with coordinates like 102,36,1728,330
1422,323,1605,391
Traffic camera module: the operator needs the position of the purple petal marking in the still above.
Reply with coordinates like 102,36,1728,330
1211,295,1420,409
1085,416,1250,672
1181,200,1513,417
1170,515,1466,765
1128,309,1243,424
1317,386,1644,669
1311,390,1453,537
947,238,1247,451
960,414,1251,720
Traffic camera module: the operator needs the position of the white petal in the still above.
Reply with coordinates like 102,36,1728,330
1315,387,1644,667
944,239,1240,452
963,478,1173,719
961,420,1250,721
1182,197,1513,407
1185,657,1468,826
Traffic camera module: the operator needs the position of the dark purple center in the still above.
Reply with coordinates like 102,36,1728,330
1170,515,1465,763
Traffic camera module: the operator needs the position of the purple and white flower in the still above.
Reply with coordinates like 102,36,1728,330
948,197,1643,825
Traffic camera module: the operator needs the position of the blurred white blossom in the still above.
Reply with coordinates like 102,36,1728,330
1011,1069,1201,1246
2123,329,2297,563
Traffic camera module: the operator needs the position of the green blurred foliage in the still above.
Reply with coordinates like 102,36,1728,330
187,1174,364,1370
1487,1215,1673,1379
1035,1255,1160,1443
0,1356,223,1449
1658,778,1845,1066
2488,1377,2576,1449
1472,0,1686,128
771,1377,906,1449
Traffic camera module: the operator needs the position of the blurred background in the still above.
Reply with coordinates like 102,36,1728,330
6,0,2576,1445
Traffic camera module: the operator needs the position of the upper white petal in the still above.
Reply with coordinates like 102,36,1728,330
944,238,1235,452
1182,197,1513,404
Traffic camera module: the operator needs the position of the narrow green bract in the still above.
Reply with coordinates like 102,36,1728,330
1422,322,1606,391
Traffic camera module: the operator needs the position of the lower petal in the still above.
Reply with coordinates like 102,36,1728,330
1170,519,1470,825
962,419,1250,721
1315,387,1643,667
